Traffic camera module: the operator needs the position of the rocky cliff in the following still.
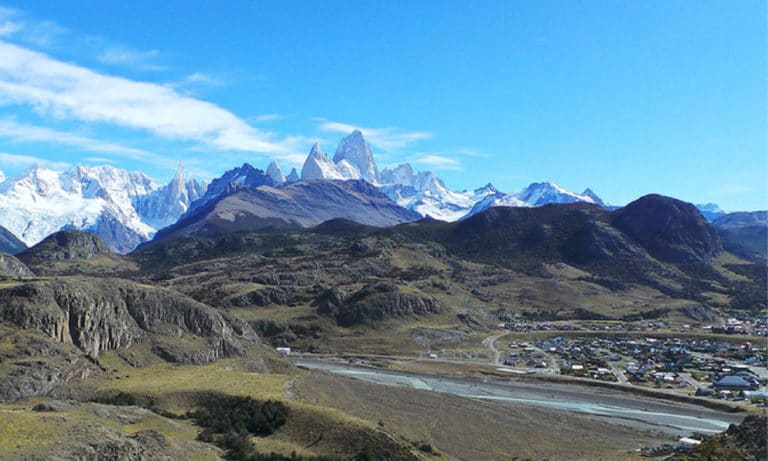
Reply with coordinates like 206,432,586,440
0,253,34,277
0,278,259,363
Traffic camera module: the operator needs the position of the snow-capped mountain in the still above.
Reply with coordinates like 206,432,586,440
0,164,207,253
133,164,207,229
266,160,286,184
293,131,605,221
300,131,379,183
0,170,5,184
333,130,379,183
696,203,727,222
286,168,300,183
185,163,274,217
378,165,498,221
463,182,606,219
301,143,348,181
517,182,601,206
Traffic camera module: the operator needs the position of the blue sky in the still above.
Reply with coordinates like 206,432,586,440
0,0,764,210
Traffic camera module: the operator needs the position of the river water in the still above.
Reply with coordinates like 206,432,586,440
294,358,744,436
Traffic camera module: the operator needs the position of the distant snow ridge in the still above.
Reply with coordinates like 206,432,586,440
0,163,207,253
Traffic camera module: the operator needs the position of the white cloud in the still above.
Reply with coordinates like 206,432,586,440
412,154,462,171
0,21,21,37
0,151,70,171
0,41,308,162
317,120,432,151
0,119,151,158
455,148,491,158
98,46,164,70
712,184,752,195
251,113,283,123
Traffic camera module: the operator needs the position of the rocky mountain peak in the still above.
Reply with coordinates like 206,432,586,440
380,163,415,186
266,160,286,183
333,130,379,184
302,143,345,180
286,167,300,183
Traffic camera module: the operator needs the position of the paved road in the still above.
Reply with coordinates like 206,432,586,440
609,362,629,384
295,358,745,437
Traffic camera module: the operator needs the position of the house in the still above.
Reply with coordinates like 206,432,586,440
713,375,759,391
695,387,715,397
276,347,291,357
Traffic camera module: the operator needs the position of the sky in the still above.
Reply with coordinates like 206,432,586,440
0,0,764,210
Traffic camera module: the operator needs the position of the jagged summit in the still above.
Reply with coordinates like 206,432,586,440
286,167,300,183
266,160,286,183
517,181,599,206
0,163,207,253
301,143,346,180
333,129,379,183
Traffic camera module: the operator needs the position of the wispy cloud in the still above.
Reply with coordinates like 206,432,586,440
251,113,283,123
98,46,164,70
0,20,21,37
317,120,432,151
711,184,752,195
411,154,462,171
455,148,491,158
0,119,151,158
182,72,223,86
0,151,71,171
0,41,310,163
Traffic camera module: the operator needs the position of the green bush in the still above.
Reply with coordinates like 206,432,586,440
189,395,289,437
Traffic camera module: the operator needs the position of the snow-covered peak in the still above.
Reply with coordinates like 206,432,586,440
61,165,157,199
516,181,599,206
266,160,286,183
581,188,605,207
333,130,379,183
463,192,530,220
695,203,727,222
696,203,725,213
1,165,62,196
301,143,346,180
286,167,300,183
335,159,361,180
0,170,5,184
380,163,415,186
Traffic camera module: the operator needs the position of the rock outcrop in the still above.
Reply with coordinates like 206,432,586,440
19,230,113,262
314,283,443,327
0,253,34,277
0,278,259,363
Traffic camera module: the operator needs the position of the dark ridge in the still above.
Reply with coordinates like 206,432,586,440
0,226,26,255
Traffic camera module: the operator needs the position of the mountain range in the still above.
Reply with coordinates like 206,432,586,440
0,130,759,253
0,164,205,253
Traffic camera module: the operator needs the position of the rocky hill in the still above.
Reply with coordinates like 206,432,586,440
713,211,767,261
611,194,722,264
16,230,134,276
0,276,261,402
150,179,421,244
0,253,34,277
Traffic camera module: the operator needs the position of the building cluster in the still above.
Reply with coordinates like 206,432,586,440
530,335,767,404
709,313,768,336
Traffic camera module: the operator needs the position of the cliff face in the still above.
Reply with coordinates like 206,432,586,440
0,253,34,277
0,278,259,363
314,283,444,327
